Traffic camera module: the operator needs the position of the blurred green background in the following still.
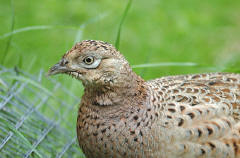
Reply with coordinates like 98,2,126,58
1,0,240,79
0,0,240,157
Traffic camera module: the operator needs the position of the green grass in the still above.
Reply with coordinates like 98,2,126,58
0,0,240,157
1,0,240,78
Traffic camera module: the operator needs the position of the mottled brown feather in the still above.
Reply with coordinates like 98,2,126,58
50,40,240,158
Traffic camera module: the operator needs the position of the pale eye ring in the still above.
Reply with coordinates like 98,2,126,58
83,56,94,65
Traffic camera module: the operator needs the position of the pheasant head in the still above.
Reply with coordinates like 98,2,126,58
48,40,146,106
48,40,136,87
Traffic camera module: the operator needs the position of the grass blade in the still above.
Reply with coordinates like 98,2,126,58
0,25,53,39
115,0,133,49
73,12,108,44
1,0,15,65
132,62,198,68
0,117,43,158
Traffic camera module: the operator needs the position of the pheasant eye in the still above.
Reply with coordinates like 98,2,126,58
83,56,94,65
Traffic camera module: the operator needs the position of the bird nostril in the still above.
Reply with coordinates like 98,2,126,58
64,60,69,65
61,59,69,66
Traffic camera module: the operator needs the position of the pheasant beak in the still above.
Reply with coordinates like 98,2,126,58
47,59,70,76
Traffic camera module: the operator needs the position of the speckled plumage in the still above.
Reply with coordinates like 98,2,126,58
49,40,240,158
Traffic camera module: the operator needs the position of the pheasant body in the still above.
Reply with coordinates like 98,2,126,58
48,40,240,158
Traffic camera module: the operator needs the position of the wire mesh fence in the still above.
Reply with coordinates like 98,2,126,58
0,65,85,158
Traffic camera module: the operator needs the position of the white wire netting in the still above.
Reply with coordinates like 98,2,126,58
0,66,85,158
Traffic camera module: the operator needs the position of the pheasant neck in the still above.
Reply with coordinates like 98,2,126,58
83,72,148,108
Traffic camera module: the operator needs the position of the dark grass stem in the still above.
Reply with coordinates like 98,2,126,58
1,0,15,65
115,0,133,50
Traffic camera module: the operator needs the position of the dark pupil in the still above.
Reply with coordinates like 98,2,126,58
85,57,92,63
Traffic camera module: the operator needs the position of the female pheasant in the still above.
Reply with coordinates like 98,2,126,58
48,40,240,158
